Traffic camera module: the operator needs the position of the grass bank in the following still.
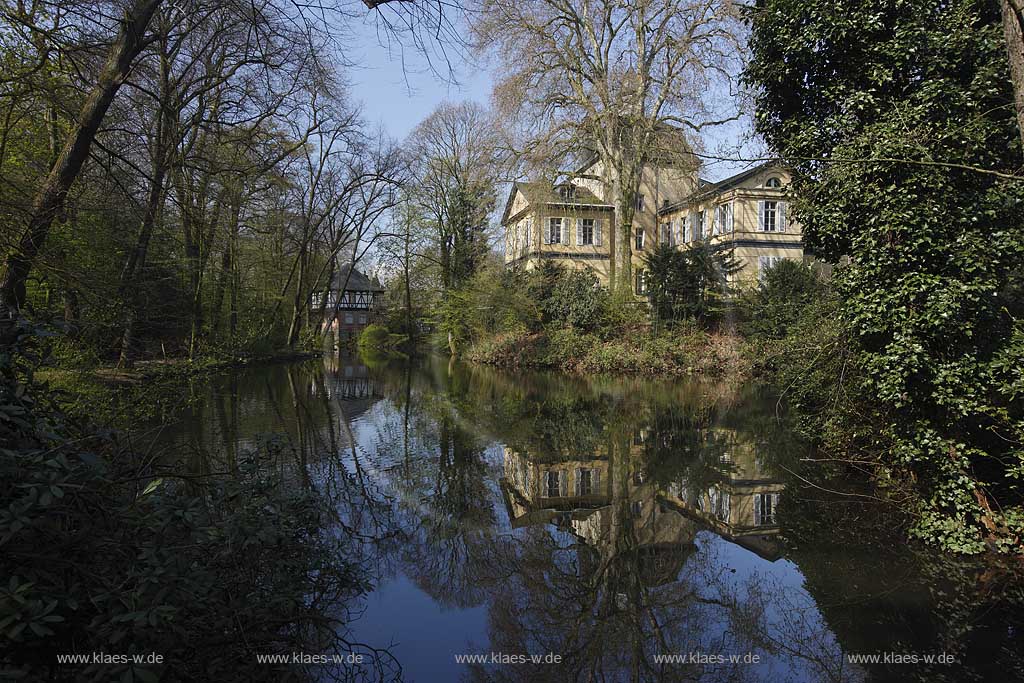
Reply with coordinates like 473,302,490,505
37,347,323,427
464,327,750,379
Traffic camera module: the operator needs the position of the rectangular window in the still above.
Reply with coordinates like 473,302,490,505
635,269,648,295
635,227,645,250
660,222,672,246
635,194,645,212
755,493,780,526
548,217,562,244
715,203,732,235
693,211,705,241
579,218,595,245
761,201,778,232
344,313,354,324
358,313,367,324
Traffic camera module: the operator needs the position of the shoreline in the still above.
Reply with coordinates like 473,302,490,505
462,328,752,379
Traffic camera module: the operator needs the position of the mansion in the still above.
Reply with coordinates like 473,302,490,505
502,157,805,291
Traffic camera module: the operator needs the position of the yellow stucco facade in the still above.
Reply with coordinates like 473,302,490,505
502,162,808,292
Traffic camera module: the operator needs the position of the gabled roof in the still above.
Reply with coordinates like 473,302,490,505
658,162,788,214
330,264,383,292
574,122,698,174
500,181,612,225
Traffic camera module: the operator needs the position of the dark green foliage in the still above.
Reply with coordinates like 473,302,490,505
538,266,610,332
447,183,494,289
746,0,1024,551
0,323,371,680
742,259,825,340
359,323,392,349
643,243,740,327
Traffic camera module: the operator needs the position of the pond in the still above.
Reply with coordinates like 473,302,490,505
141,352,1022,683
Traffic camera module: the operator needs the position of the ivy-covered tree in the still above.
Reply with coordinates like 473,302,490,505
746,0,1024,552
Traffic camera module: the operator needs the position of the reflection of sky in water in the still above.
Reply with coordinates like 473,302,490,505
145,357,1018,683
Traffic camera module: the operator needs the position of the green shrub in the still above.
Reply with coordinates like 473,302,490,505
540,267,609,332
358,323,392,350
1,322,375,680
741,259,824,340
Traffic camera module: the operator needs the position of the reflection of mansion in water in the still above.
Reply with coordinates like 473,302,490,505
501,428,785,564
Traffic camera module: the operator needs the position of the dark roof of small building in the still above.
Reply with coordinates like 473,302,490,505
501,181,612,224
330,265,383,292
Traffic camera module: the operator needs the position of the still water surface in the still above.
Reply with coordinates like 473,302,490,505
143,353,1022,683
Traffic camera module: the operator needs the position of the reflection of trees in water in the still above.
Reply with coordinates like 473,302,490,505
164,357,1024,682
464,517,774,683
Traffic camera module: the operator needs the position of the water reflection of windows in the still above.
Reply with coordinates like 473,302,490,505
667,479,689,504
575,468,600,496
755,493,780,526
631,501,644,518
755,450,772,476
704,487,730,522
514,459,530,491
545,470,567,498
633,468,645,486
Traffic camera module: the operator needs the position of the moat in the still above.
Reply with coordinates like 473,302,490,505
142,352,1023,683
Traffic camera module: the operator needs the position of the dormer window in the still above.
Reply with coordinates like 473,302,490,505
765,177,782,188
559,184,576,200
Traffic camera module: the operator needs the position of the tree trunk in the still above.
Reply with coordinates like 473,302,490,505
0,0,163,313
118,96,170,367
1002,0,1024,154
286,245,309,348
211,196,241,338
404,227,413,338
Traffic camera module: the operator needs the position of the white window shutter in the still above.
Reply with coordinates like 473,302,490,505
778,201,787,233
543,219,551,244
727,203,734,233
559,470,567,496
576,218,582,246
755,494,763,525
561,219,569,246
574,469,581,497
595,219,602,246
757,201,765,231
593,468,600,492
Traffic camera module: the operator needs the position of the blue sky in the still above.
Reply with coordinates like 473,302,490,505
348,30,493,141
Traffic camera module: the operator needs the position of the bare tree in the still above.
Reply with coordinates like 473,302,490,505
472,0,745,293
406,100,503,290
0,0,468,319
